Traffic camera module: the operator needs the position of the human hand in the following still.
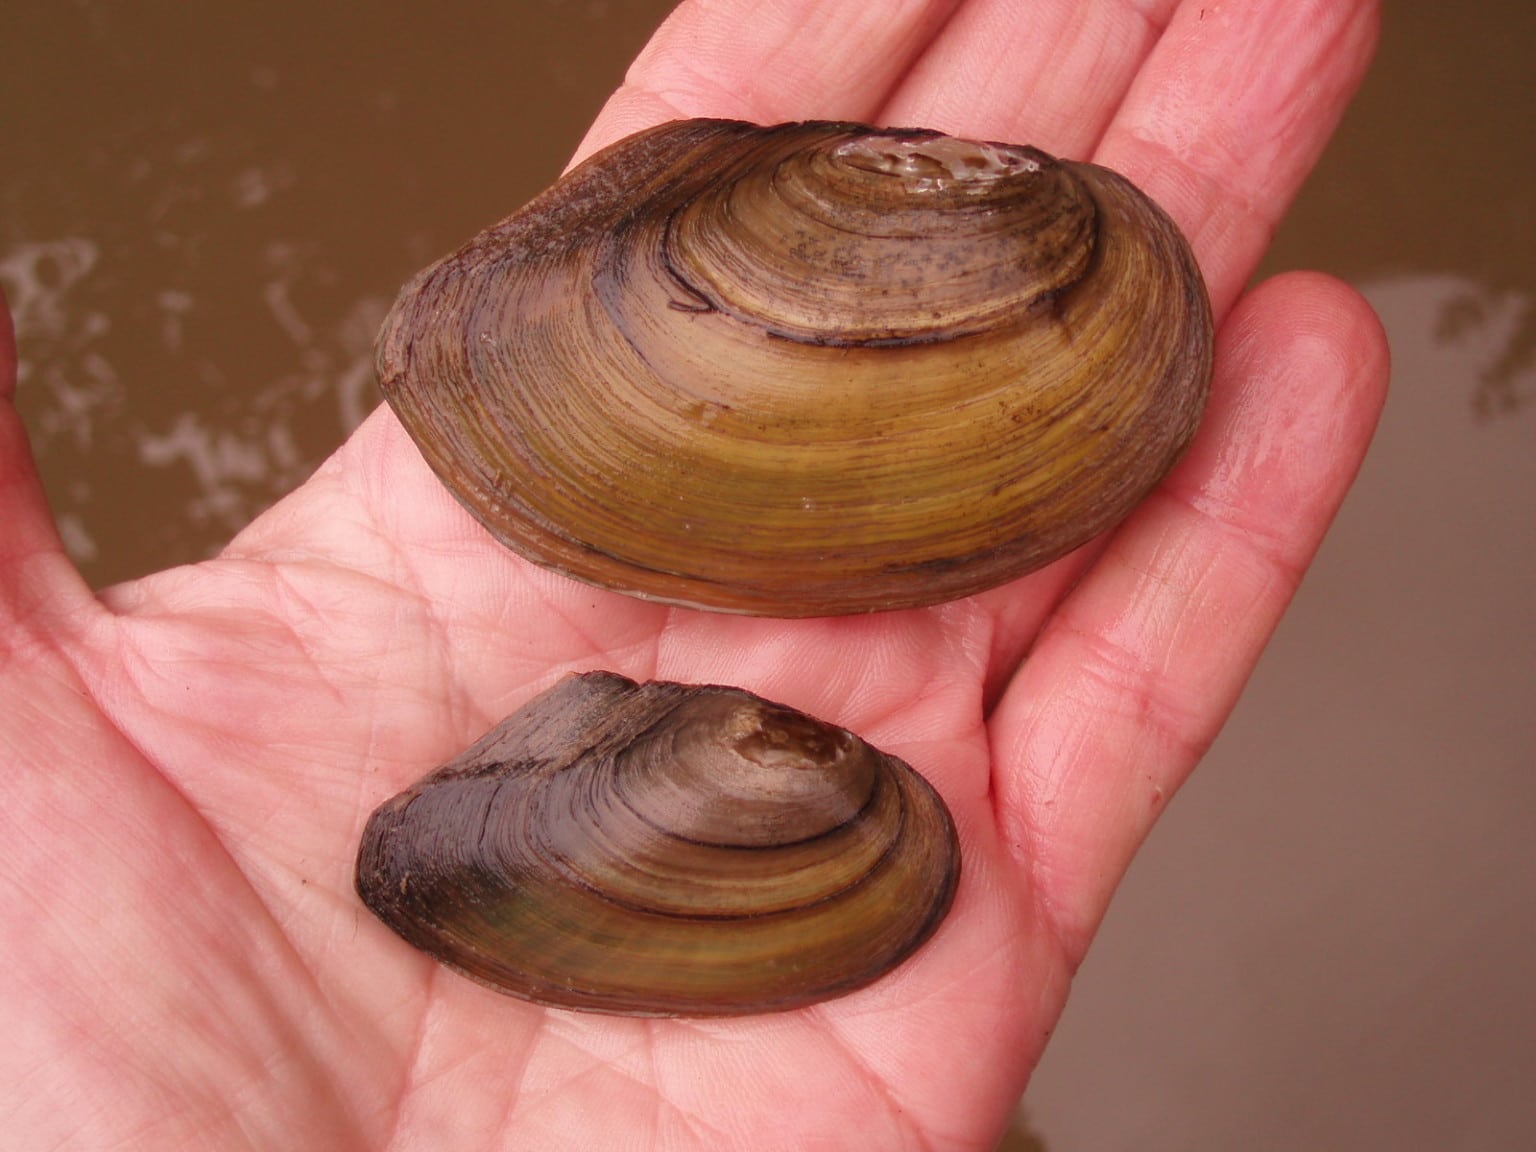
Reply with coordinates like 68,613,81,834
0,1,1388,1148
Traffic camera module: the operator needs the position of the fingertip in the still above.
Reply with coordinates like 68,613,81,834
1174,270,1390,549
1234,270,1390,407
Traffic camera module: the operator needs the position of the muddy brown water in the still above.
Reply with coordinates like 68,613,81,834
4,4,1533,1149
2,0,672,584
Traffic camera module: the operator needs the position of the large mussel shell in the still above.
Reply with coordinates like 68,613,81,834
355,672,960,1016
377,119,1213,615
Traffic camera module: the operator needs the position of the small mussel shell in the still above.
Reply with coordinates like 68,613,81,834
355,672,960,1016
377,118,1214,615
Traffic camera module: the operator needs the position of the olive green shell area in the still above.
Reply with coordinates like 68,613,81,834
355,673,960,1016
376,118,1213,615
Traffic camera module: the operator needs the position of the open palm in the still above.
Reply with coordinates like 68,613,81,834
1,1,1387,1148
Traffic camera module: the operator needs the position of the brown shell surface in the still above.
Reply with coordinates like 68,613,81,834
354,672,960,1016
376,119,1214,615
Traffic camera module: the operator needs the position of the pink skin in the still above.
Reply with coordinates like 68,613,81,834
0,2,1387,1149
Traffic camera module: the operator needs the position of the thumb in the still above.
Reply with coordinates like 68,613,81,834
0,285,97,630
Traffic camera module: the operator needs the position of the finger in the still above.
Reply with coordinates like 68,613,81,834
575,0,963,160
988,272,1389,960
1096,0,1381,318
879,0,1180,155
969,0,1379,697
0,287,98,630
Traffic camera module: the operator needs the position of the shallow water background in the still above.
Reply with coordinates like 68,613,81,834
4,3,1533,1149
1025,7,1536,1147
2,0,671,583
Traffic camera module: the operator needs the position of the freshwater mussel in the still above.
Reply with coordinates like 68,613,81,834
356,672,959,1016
359,119,1216,1014
376,118,1214,615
